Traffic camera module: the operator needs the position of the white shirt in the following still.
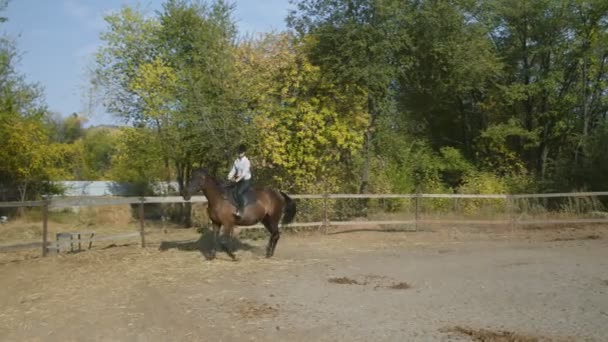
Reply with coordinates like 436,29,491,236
227,156,251,181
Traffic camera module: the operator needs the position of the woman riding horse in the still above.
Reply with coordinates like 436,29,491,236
227,144,251,218
182,168,296,260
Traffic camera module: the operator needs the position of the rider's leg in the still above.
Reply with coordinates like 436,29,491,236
234,179,251,217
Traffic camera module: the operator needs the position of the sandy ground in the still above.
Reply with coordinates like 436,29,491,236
0,224,607,342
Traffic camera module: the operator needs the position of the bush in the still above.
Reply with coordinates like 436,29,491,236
457,172,508,215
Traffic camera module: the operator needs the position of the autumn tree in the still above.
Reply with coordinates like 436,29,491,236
288,0,405,193
236,33,368,192
0,19,70,201
95,0,242,194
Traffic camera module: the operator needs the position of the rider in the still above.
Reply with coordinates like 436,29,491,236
227,143,252,218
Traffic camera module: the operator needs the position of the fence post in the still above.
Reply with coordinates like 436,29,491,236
414,193,420,231
138,197,146,248
506,195,516,232
322,192,329,234
41,195,50,257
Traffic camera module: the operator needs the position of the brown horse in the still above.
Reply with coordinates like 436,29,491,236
182,168,296,260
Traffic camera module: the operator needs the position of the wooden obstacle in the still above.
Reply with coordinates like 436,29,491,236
54,231,96,253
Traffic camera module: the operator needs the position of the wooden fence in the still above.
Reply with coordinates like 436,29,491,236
1,191,608,257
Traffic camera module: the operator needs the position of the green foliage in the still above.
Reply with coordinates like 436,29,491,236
95,1,243,194
107,127,165,195
80,127,119,180
55,113,86,143
237,33,368,191
457,171,508,215
3,0,608,205
95,5,162,123
475,118,538,175
396,0,502,155
458,172,508,195
0,32,71,201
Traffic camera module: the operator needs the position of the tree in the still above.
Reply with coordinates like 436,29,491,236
107,127,165,195
156,0,244,190
395,0,502,157
95,1,242,193
0,17,65,201
236,33,368,192
80,127,119,180
94,5,161,124
95,1,242,226
477,0,608,190
0,116,71,201
288,0,406,193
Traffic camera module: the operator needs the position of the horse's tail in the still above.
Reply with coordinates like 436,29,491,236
280,191,296,225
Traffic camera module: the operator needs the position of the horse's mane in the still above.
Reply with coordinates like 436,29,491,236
191,168,230,190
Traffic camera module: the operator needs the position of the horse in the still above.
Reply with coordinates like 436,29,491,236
182,168,296,260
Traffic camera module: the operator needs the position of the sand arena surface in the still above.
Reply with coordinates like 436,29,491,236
1,224,607,341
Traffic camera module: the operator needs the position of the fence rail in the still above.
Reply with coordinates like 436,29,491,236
5,191,608,208
1,191,607,256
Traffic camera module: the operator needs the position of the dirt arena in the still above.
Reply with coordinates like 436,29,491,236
1,224,607,341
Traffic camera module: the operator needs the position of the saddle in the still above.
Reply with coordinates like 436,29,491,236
221,183,257,208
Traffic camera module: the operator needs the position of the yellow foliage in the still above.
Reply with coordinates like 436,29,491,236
129,57,178,120
457,172,508,215
108,127,165,184
0,117,71,183
236,33,370,191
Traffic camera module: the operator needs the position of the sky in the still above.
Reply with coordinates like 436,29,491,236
2,0,293,127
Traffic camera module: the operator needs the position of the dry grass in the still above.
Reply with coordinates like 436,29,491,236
0,223,42,242
0,205,201,251
0,205,138,244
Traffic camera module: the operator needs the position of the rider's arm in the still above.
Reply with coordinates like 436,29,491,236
227,160,237,181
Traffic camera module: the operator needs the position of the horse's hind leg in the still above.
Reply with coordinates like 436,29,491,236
269,228,280,258
262,216,280,258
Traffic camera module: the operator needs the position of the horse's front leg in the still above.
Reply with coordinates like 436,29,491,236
206,223,220,260
219,225,237,261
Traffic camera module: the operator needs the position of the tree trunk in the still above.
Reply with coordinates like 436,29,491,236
539,139,550,184
17,182,27,216
360,93,379,195
575,54,590,164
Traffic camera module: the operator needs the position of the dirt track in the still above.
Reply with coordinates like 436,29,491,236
1,225,607,341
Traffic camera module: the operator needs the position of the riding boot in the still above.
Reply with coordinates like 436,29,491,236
234,199,242,218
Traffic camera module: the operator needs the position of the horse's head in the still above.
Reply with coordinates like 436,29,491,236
182,168,209,201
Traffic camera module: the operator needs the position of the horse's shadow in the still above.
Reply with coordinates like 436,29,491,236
158,229,260,260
